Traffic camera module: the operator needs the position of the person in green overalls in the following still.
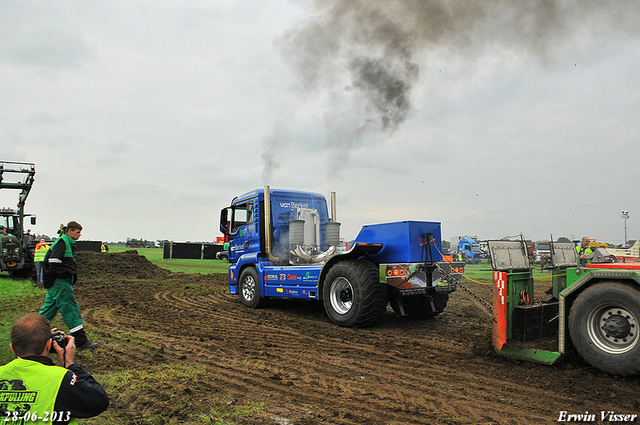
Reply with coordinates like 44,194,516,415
39,221,98,350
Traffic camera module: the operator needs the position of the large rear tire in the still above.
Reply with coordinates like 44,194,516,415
568,282,640,376
239,267,268,309
322,259,388,327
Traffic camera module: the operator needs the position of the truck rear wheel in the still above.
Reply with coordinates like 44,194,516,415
239,267,267,309
322,259,388,327
568,282,640,376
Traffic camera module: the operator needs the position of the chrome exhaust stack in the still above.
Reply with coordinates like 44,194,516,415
264,185,283,263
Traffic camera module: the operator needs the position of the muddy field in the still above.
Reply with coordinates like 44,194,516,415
72,251,639,424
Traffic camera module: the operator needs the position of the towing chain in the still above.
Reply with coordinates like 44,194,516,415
456,280,493,313
435,263,493,314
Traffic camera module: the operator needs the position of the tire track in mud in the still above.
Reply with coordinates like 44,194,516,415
85,287,602,425
117,289,571,420
150,291,462,423
87,288,507,423
119,290,576,423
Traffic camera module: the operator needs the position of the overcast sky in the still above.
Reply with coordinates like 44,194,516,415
2,0,639,246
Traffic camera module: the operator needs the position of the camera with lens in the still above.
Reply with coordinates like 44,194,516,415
51,330,68,348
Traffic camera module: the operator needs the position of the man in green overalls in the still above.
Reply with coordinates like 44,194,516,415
39,221,98,350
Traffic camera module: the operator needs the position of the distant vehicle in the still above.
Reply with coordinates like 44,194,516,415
450,236,482,263
533,241,551,264
216,250,229,261
0,161,37,278
606,239,640,263
126,240,161,248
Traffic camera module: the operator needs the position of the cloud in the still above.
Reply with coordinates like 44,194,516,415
0,1,94,69
268,0,640,180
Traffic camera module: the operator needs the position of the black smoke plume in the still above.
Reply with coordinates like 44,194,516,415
262,0,640,180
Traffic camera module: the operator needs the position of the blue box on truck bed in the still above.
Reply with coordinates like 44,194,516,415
353,221,442,263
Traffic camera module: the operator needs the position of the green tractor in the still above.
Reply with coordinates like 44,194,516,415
0,161,37,279
488,238,640,376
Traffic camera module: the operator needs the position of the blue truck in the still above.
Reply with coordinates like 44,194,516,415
450,236,483,263
219,187,459,327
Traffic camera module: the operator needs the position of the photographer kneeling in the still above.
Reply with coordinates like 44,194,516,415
0,313,109,424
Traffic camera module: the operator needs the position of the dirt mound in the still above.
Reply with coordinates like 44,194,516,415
75,250,171,282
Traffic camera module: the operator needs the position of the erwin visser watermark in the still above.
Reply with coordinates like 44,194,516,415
558,411,638,422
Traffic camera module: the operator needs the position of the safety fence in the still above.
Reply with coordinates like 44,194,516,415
75,241,103,253
162,242,224,260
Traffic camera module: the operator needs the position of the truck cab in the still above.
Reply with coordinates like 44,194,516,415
533,240,551,264
220,188,335,265
451,236,482,263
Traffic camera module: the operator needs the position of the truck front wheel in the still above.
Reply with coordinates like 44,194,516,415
322,260,388,327
568,282,640,376
239,267,267,309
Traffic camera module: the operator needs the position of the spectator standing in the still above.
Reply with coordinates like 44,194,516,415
576,236,593,267
57,223,65,238
33,237,50,284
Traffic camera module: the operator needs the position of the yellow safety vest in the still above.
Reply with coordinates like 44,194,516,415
0,359,78,425
576,245,593,256
34,244,50,262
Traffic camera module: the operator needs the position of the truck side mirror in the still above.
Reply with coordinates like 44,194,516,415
30,216,36,225
220,208,229,234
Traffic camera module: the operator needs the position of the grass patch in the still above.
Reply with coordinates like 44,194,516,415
86,363,268,425
0,274,44,364
461,262,554,286
458,262,494,284
107,246,230,275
